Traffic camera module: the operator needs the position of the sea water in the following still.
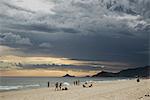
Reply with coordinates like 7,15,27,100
0,77,128,92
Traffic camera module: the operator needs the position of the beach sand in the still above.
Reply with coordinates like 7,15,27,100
0,79,150,100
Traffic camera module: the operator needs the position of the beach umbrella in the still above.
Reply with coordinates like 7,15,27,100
63,82,70,86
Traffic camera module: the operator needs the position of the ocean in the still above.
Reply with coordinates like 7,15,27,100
0,77,128,92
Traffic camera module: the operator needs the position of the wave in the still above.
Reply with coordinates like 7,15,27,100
24,84,40,88
0,84,40,91
0,86,23,91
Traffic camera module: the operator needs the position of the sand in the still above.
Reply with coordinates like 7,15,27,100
0,79,150,100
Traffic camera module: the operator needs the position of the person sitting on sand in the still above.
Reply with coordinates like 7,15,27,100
62,87,68,90
136,76,140,82
89,84,93,87
55,82,59,91
137,78,140,82
83,84,86,88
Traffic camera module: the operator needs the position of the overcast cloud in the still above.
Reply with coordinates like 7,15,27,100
0,0,149,71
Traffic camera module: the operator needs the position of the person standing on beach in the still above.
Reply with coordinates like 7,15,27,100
48,81,50,88
77,80,80,85
137,76,140,82
74,81,76,86
73,81,75,86
55,82,59,91
59,83,62,90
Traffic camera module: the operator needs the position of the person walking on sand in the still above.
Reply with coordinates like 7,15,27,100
76,81,77,85
55,82,59,91
48,81,50,88
59,83,62,90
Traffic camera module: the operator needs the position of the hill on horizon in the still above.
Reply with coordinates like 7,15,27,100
92,66,150,77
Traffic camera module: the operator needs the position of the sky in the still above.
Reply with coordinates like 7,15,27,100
0,0,149,76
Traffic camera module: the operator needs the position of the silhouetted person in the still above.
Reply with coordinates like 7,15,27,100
59,83,62,90
48,81,50,88
65,87,68,90
83,84,86,88
55,82,59,91
89,84,93,87
137,76,140,82
137,78,140,82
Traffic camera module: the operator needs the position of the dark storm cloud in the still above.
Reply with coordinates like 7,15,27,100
16,64,100,71
4,23,80,34
0,32,32,46
0,0,149,71
52,34,149,65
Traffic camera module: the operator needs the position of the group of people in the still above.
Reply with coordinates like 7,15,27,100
47,80,93,91
73,80,80,86
82,82,93,88
47,82,63,90
55,82,62,91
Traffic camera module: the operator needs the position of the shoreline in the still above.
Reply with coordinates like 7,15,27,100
0,77,133,92
0,79,150,100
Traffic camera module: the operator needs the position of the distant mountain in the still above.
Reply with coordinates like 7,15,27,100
92,66,150,77
118,66,150,77
85,75,91,77
92,71,117,77
63,74,75,77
